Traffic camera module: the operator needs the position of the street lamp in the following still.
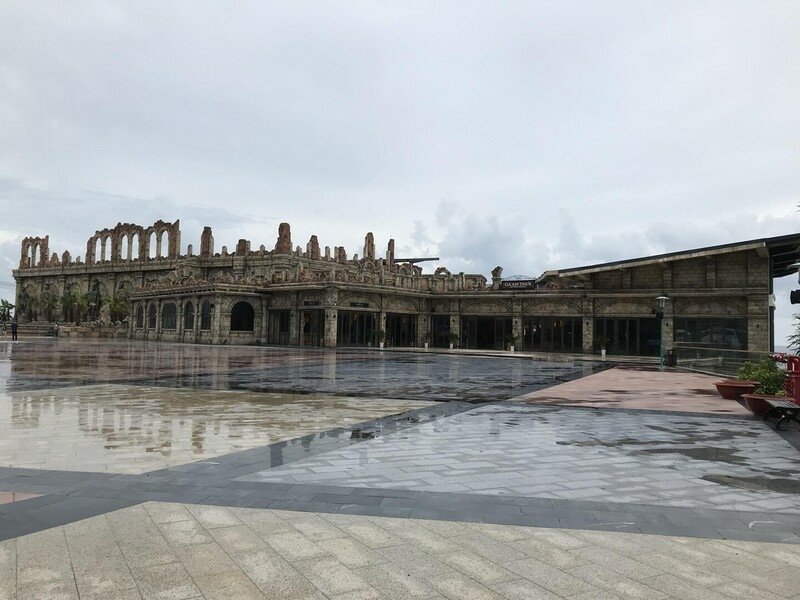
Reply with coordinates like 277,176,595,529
655,295,669,371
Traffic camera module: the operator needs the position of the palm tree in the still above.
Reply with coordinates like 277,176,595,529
105,294,128,322
75,293,90,323
40,291,59,322
60,291,78,323
0,299,13,322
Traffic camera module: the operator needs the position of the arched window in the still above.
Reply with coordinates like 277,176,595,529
136,305,144,328
230,301,254,331
184,301,195,330
147,304,157,328
161,302,177,330
200,300,212,330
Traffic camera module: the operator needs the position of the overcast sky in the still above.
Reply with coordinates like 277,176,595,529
2,2,799,341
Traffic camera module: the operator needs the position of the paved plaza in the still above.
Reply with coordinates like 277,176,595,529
0,339,798,598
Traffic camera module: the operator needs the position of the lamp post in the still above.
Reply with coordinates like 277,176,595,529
655,295,669,370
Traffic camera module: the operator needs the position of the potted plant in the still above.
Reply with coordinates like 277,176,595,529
505,334,518,352
422,331,432,349
448,332,459,349
376,330,386,349
737,358,786,416
594,335,611,359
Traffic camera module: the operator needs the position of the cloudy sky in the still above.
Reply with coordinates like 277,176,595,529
2,2,799,341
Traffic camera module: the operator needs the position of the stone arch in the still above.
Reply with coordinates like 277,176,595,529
230,301,255,331
135,304,144,328
200,300,213,330
147,231,157,260
120,235,129,261
129,232,140,260
184,301,195,330
161,302,177,330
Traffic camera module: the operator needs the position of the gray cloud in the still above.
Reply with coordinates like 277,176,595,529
1,1,799,342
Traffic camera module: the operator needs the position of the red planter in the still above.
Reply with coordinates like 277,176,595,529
714,380,758,400
742,393,785,417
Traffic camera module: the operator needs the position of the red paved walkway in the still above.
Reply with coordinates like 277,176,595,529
514,366,751,415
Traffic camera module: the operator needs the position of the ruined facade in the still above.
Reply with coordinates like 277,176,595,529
12,219,796,355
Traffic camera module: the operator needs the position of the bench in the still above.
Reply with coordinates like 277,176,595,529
763,399,800,431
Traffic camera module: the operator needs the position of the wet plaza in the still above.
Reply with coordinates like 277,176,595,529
0,339,798,599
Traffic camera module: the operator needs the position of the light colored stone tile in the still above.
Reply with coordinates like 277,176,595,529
16,578,79,600
451,533,527,563
439,551,517,585
144,502,193,525
265,531,328,562
208,524,267,553
16,528,72,587
157,518,213,547
192,571,267,600
505,557,594,597
489,578,563,600
174,542,240,579
316,537,384,568
427,572,505,600
293,557,371,596
0,539,16,600
237,511,294,537
509,537,591,569
570,564,668,600
643,574,730,600
338,522,404,549
233,549,325,600
355,562,440,599
131,562,200,600
185,504,241,529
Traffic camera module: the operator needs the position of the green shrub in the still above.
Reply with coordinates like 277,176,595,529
738,359,785,395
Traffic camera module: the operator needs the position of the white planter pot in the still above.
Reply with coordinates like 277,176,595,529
509,345,515,352
449,343,454,349
601,348,607,359
424,342,429,349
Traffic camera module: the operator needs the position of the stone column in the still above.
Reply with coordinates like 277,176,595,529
261,299,268,344
288,310,298,346
582,296,594,354
177,300,184,339
450,311,460,347
324,308,338,348
212,299,223,344
417,311,429,347
512,299,523,349
193,296,201,343
155,299,162,340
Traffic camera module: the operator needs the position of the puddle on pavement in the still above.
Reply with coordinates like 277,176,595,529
704,474,800,494
637,446,749,466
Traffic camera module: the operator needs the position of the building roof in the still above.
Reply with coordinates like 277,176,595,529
546,233,800,279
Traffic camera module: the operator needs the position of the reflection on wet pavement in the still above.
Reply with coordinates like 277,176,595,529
2,339,601,401
0,384,432,474
242,404,800,513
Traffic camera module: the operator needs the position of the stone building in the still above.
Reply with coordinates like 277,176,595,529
12,219,798,355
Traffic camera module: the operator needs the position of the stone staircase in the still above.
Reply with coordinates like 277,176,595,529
8,322,57,337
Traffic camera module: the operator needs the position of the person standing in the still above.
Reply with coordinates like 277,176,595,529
11,320,18,341
53,322,59,338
